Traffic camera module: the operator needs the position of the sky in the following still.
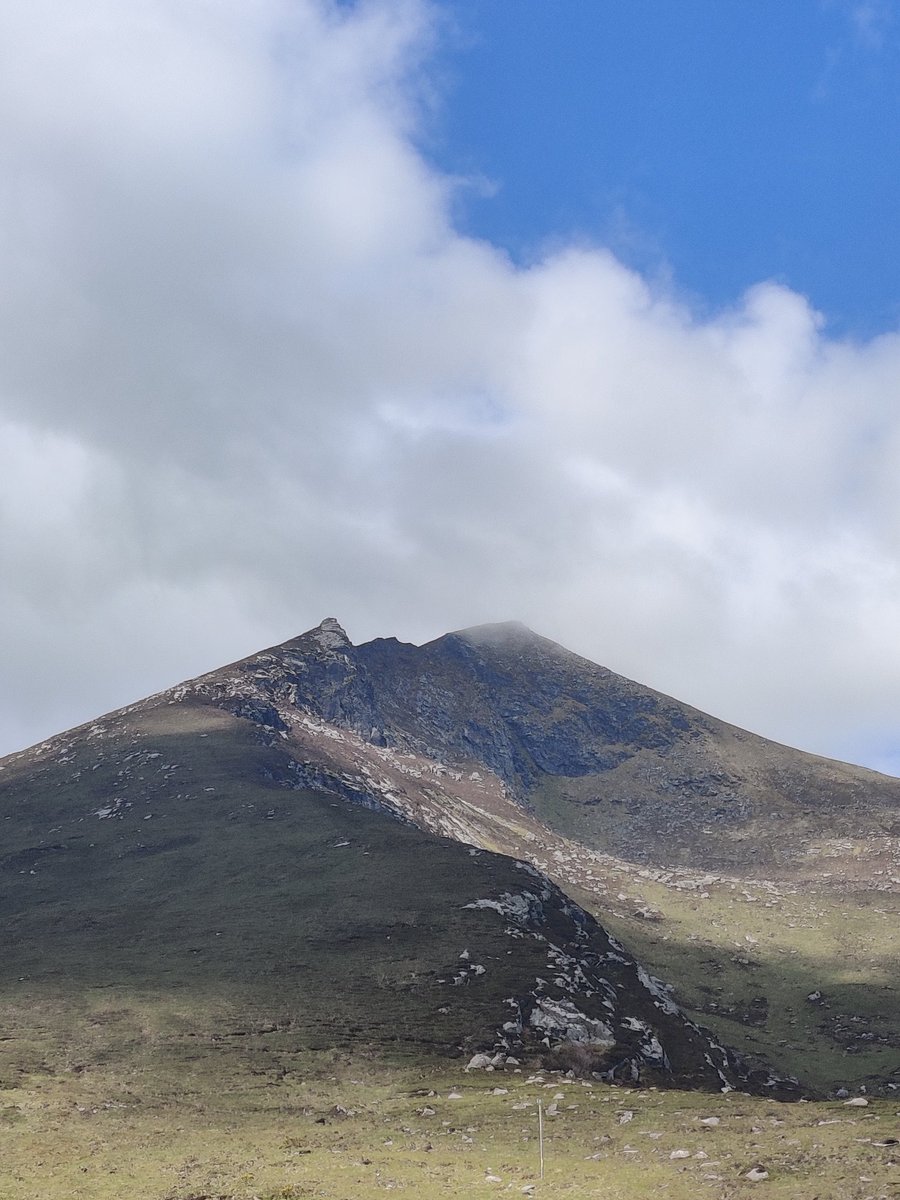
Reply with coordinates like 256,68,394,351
2,0,900,776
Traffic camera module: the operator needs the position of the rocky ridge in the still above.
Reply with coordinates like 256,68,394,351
140,617,900,884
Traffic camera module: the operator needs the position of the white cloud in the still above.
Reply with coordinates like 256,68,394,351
1,0,900,775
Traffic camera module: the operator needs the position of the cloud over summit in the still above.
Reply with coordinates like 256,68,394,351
1,0,900,773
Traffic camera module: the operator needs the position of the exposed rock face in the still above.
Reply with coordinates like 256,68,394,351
452,860,781,1093
248,619,692,792
180,617,900,877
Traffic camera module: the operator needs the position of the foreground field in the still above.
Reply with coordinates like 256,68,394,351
1,1022,897,1200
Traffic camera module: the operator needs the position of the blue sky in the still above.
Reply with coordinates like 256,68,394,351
425,0,900,336
2,0,900,776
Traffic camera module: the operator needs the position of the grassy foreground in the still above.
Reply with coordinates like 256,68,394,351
1,1013,897,1200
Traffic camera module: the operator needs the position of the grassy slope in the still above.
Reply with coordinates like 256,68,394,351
525,742,900,878
0,702,563,1058
577,876,899,1095
507,807,900,1094
483,770,899,1092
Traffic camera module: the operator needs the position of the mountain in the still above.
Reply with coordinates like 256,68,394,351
2,618,898,1097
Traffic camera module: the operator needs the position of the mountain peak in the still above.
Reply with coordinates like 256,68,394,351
293,616,352,654
452,620,538,646
460,619,533,636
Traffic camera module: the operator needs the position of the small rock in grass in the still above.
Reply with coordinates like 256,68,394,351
745,1166,769,1181
699,1116,720,1126
670,1149,691,1159
844,1097,869,1107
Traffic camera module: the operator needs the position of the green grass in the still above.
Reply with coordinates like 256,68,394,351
0,703,560,1058
1,1029,897,1200
561,870,900,1095
476,771,900,1095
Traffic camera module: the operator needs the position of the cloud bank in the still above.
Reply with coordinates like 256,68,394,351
2,0,900,773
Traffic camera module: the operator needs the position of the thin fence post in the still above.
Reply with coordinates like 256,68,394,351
538,1098,544,1180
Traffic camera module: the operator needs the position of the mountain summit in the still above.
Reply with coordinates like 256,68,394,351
2,619,898,1095
180,617,900,877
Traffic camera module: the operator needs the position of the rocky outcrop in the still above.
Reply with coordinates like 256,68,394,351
453,860,797,1095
